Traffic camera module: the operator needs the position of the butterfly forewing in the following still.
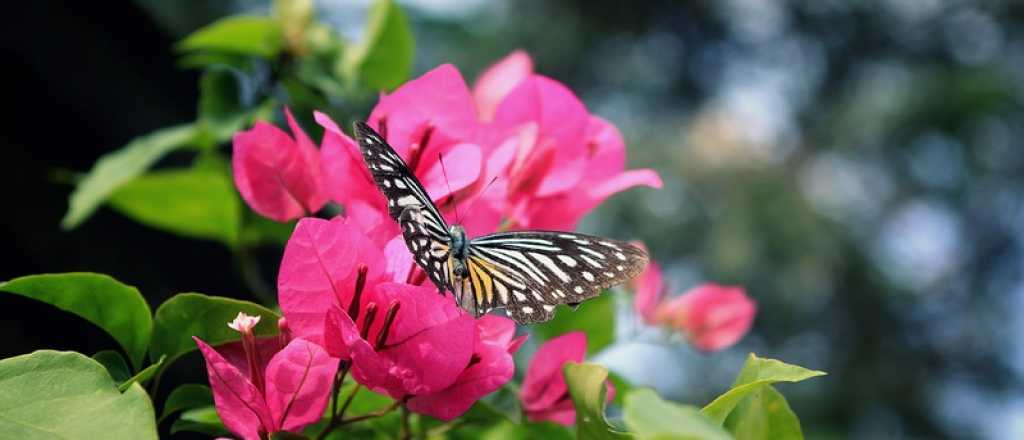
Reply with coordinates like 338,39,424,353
466,232,648,323
353,122,451,291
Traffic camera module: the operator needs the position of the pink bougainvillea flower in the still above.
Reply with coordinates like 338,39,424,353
655,284,757,352
632,252,665,325
324,281,477,400
473,50,533,121
520,332,614,425
277,216,393,346
317,65,487,221
232,107,328,221
407,315,527,421
194,314,337,440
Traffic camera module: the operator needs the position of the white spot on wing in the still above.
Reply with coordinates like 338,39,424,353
574,286,584,294
557,255,577,267
582,271,595,282
530,252,570,283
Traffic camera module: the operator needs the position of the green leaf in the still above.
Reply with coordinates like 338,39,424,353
150,292,279,364
624,388,732,440
179,16,283,58
476,383,523,424
171,406,229,436
0,350,158,439
197,69,248,146
107,169,242,246
92,350,131,383
701,353,825,425
341,0,414,91
62,124,197,229
160,384,214,422
273,432,312,440
118,355,165,392
0,273,152,370
607,371,635,407
563,362,629,440
722,385,802,440
534,293,615,354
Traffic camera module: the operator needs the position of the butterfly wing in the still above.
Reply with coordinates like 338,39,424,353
465,231,648,323
353,122,451,291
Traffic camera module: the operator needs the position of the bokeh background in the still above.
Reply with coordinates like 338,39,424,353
3,1,1023,438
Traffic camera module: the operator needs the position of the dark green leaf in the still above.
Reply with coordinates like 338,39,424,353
178,16,283,58
160,384,213,422
722,385,802,440
341,0,414,91
92,350,131,383
62,124,197,229
607,370,635,407
563,362,629,440
623,388,731,440
272,432,311,440
0,273,152,370
0,351,157,439
534,292,615,354
701,353,825,424
197,69,249,145
107,169,242,246
150,292,279,364
171,406,229,436
118,355,165,392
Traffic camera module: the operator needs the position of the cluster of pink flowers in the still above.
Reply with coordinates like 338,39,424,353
198,50,752,439
632,258,757,352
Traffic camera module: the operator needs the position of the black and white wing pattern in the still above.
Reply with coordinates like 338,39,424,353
352,122,451,291
462,232,648,323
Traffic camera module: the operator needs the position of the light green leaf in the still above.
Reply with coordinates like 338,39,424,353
179,16,283,58
118,355,165,392
171,406,230,436
0,273,152,370
624,388,732,440
107,169,241,246
62,124,197,229
722,386,802,440
92,350,131,383
150,292,279,364
607,370,635,407
0,351,158,439
160,384,214,422
534,292,615,354
701,353,825,425
563,362,629,440
341,0,414,91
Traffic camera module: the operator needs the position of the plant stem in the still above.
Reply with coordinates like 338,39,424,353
338,401,401,425
315,362,351,440
400,405,411,440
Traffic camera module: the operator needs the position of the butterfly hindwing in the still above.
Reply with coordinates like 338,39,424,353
467,231,648,323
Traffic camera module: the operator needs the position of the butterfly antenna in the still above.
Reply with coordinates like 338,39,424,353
438,153,462,224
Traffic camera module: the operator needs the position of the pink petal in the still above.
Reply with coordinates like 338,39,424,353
367,64,478,157
475,314,517,347
658,284,757,352
316,112,384,208
526,398,577,426
420,142,484,203
278,217,387,344
264,339,339,432
473,50,533,121
383,235,415,283
406,339,515,421
194,337,275,440
632,257,665,325
492,75,590,195
589,169,664,201
369,283,477,396
520,331,587,412
232,114,327,222
216,337,286,377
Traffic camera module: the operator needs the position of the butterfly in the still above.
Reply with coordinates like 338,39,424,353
352,122,648,324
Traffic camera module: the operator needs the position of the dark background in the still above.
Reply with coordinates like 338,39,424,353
3,1,1024,439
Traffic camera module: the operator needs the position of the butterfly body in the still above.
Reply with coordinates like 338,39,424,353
353,122,647,324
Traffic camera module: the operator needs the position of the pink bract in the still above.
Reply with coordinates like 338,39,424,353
232,108,328,221
194,337,338,440
520,331,614,426
407,315,527,421
633,256,665,325
473,50,533,121
656,283,757,352
277,216,391,347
